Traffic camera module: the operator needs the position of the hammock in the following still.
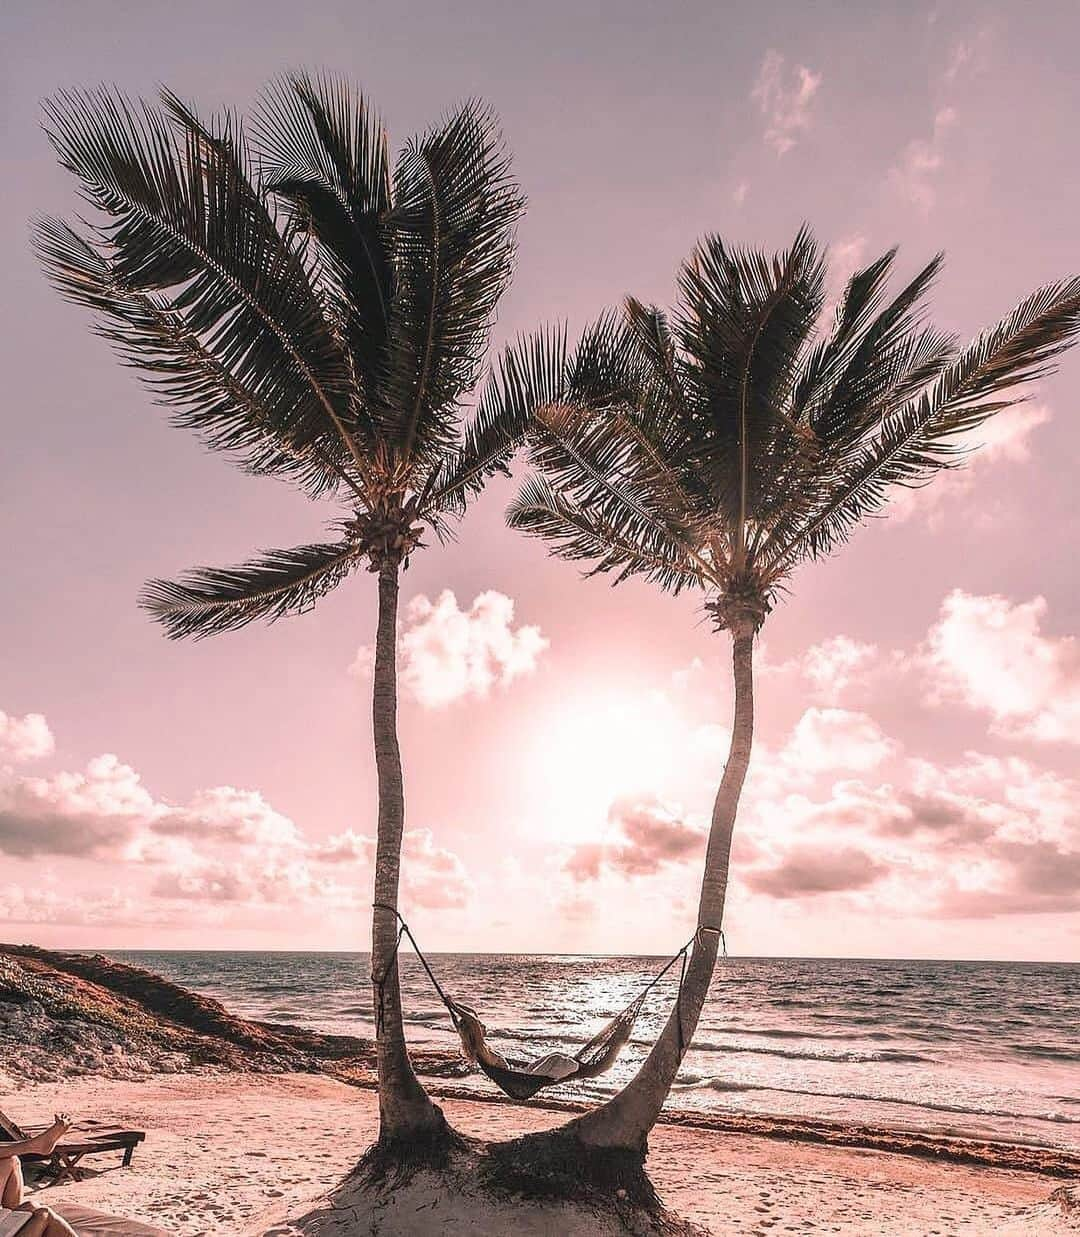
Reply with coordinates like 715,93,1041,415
371,904,724,1101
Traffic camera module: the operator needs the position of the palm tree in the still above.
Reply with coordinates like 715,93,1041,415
499,227,1080,1161
34,75,525,1148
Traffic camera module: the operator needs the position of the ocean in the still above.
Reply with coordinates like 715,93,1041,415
107,951,1079,1154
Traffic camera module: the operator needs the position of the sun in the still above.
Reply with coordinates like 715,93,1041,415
523,685,684,842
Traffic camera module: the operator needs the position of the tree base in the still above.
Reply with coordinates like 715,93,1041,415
351,1107,469,1187
266,1132,707,1236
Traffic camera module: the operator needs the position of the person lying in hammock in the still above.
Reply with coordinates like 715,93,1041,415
1,1115,79,1236
455,1005,579,1081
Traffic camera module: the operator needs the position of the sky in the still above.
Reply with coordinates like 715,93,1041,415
1,0,1079,961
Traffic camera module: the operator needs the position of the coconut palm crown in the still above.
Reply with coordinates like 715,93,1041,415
34,74,526,1147
34,76,525,623
507,227,1080,636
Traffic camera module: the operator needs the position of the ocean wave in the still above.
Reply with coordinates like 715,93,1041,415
674,1078,1080,1126
459,1023,933,1066
691,1042,933,1065
1013,1044,1080,1063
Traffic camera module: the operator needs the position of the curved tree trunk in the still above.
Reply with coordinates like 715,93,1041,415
370,559,445,1143
563,629,755,1153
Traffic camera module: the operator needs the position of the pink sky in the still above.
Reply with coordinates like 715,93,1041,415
2,1,1078,960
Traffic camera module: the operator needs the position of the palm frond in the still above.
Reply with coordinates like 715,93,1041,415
378,101,524,470
507,474,702,592
253,73,393,406
421,325,567,517
33,216,353,499
140,540,361,639
773,276,1080,565
42,87,357,463
675,225,826,544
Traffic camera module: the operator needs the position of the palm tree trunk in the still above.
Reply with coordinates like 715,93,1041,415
370,559,444,1143
564,628,756,1153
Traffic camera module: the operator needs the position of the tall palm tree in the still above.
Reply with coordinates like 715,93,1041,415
499,228,1080,1159
34,75,525,1147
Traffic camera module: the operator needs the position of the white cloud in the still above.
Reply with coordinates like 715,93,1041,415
944,26,994,82
732,180,749,206
0,710,55,764
744,844,888,899
0,885,186,927
0,753,157,857
352,590,548,709
311,826,473,910
0,705,474,918
401,828,474,909
801,636,879,702
154,787,305,850
926,590,1080,743
736,749,1080,918
782,707,896,773
564,795,705,882
888,106,956,214
752,50,821,156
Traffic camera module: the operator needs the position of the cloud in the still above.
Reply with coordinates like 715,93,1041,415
352,590,548,709
0,754,157,857
752,50,821,155
739,749,1080,919
311,826,472,910
0,704,473,921
0,885,186,927
944,26,994,82
401,828,474,909
958,401,1051,464
565,795,705,882
888,107,956,214
782,708,895,773
801,637,879,702
0,710,55,764
732,180,749,206
153,787,304,850
744,845,888,898
925,590,1080,743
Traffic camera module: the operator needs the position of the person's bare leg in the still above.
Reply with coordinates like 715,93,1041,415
0,1154,23,1208
0,1115,72,1162
12,1206,79,1237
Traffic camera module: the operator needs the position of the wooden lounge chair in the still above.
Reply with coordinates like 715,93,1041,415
0,1109,145,1184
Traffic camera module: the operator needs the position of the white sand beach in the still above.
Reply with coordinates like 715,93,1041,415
8,1072,1075,1236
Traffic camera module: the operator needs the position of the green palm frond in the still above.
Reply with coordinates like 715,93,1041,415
507,474,703,592
140,540,362,639
378,101,525,469
674,226,826,548
32,216,353,498
770,276,1080,566
42,87,360,468
253,73,392,404
422,325,567,518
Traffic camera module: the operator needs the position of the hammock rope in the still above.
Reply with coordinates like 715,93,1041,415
370,902,726,1100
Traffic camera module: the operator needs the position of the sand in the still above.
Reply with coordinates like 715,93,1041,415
8,1073,1077,1235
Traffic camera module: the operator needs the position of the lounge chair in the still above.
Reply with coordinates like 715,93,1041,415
51,1203,168,1236
0,1110,145,1185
